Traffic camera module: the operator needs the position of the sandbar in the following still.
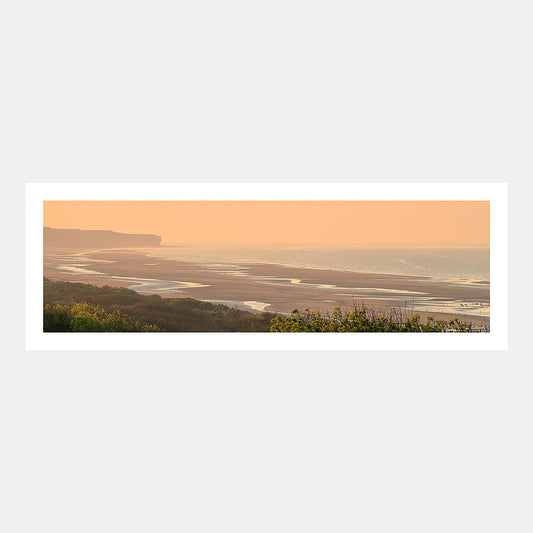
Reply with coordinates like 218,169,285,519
44,247,490,326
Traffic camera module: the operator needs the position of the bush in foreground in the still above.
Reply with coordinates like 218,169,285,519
44,303,159,332
270,306,479,332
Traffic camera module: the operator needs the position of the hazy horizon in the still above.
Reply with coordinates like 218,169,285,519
44,201,490,247
43,230,490,249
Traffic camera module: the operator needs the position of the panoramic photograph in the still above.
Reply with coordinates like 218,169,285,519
43,200,490,333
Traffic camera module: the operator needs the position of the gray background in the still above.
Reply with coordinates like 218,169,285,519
2,1,531,531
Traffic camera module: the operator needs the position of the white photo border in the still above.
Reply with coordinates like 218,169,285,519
26,182,507,350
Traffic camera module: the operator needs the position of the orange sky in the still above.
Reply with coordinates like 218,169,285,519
43,201,490,246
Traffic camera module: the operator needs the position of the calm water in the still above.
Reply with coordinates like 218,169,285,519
149,245,489,283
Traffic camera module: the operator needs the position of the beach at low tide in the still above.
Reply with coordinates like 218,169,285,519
43,247,490,327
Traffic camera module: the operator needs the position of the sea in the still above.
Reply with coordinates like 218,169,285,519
148,245,490,284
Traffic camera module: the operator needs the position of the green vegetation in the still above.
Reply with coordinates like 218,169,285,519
44,302,159,332
270,307,479,332
44,278,274,332
44,278,482,333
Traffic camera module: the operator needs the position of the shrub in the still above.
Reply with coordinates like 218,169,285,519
270,306,477,333
43,302,159,332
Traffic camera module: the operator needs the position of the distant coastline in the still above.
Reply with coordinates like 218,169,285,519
44,227,161,248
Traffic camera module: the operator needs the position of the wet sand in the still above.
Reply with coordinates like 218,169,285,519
44,247,490,326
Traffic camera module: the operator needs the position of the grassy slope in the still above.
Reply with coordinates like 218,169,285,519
44,278,482,333
43,278,275,332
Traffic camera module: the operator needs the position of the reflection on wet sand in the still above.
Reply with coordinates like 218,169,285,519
44,248,490,324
